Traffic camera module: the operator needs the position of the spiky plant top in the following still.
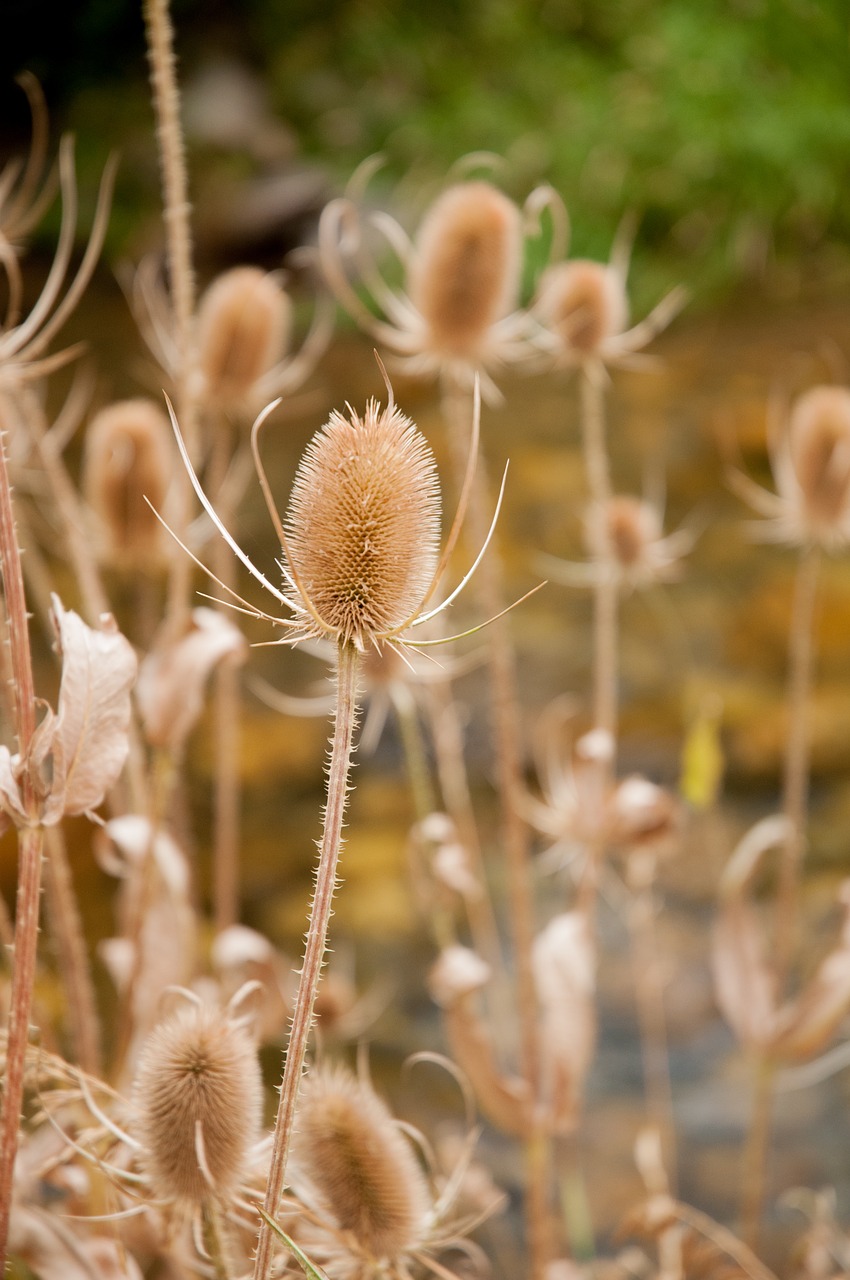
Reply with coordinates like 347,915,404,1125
132,1002,263,1207
285,399,442,650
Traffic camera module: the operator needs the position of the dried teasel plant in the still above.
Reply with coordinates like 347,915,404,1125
159,366,530,1280
82,398,175,569
34,989,267,1272
319,170,559,401
283,1061,499,1280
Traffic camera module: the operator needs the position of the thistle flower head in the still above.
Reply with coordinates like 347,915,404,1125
735,384,850,550
788,386,850,540
535,260,628,359
83,399,173,566
132,1001,263,1206
319,170,557,401
407,181,523,361
290,1063,429,1260
196,266,291,411
284,398,442,648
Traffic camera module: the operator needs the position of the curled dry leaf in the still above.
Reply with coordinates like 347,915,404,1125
771,881,850,1063
0,596,137,829
136,606,248,752
533,911,596,1134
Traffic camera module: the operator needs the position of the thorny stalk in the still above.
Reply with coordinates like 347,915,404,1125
252,640,361,1280
742,542,820,1249
775,542,820,990
0,426,44,1267
208,418,244,931
143,0,200,629
579,367,618,744
441,380,549,1280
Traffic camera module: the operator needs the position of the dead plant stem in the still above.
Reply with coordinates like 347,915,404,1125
579,368,618,743
143,0,200,630
43,827,101,1074
252,640,360,1280
775,543,820,990
441,381,547,1280
0,428,43,1268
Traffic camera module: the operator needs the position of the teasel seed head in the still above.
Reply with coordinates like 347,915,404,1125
535,259,628,358
291,1063,429,1260
788,385,850,541
83,399,173,566
132,1002,262,1206
408,181,523,360
285,398,441,648
197,266,291,409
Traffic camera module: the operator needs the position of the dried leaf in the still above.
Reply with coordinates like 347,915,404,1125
136,606,248,752
43,596,137,821
712,899,776,1050
771,882,850,1062
533,911,596,1133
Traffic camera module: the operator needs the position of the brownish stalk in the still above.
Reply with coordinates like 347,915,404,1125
774,543,820,990
742,543,820,1249
143,0,200,630
253,641,360,1280
0,430,44,1267
42,827,101,1074
441,381,549,1279
208,418,243,932
579,368,618,742
627,854,677,1193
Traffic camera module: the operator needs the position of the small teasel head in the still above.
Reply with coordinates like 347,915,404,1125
196,266,291,410
787,385,850,543
83,399,173,566
535,259,628,359
285,395,442,648
407,181,523,360
290,1063,429,1261
132,1000,263,1206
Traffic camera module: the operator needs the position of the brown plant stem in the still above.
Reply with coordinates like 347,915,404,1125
143,0,200,631
253,640,360,1280
741,1056,775,1252
774,543,820,991
0,429,43,1268
42,827,101,1075
627,854,677,1194
208,418,242,932
579,367,618,743
441,381,547,1280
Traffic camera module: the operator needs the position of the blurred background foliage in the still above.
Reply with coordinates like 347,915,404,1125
3,0,850,308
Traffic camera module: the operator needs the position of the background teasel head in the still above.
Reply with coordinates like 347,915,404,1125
83,398,174,567
288,1062,438,1269
734,384,850,549
131,998,263,1207
319,175,555,399
196,266,291,412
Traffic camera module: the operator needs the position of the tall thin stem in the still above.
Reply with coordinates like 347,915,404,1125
580,367,618,742
143,0,200,630
253,641,360,1280
441,381,547,1280
0,429,43,1267
774,543,820,990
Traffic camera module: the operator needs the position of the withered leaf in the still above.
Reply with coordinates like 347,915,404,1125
43,596,138,821
136,607,248,752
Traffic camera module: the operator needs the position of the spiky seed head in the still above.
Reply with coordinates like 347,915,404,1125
604,496,657,567
291,1064,429,1260
83,399,172,566
285,399,441,647
132,1004,262,1205
787,386,850,539
197,266,291,409
407,181,523,359
536,260,628,357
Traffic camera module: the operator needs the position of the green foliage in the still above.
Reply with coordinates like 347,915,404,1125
261,0,850,299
